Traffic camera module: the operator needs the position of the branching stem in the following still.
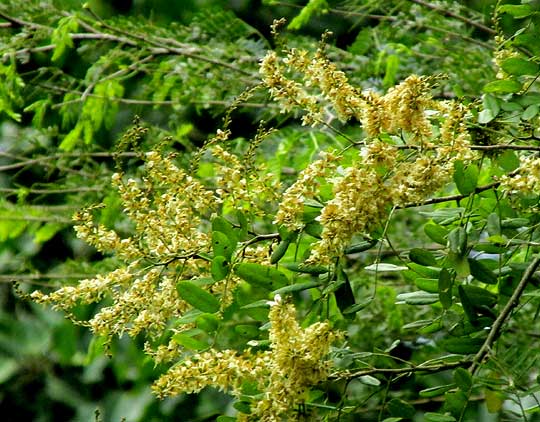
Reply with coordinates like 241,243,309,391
469,255,540,373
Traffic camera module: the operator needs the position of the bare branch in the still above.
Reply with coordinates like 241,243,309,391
470,255,540,374
408,0,496,35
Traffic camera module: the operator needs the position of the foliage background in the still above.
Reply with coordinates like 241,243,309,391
1,0,540,421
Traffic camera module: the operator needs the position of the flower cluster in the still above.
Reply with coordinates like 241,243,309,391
274,150,339,231
500,155,540,194
152,296,341,421
32,151,220,342
260,45,437,140
309,163,390,264
261,45,474,263
260,50,324,126
211,144,281,216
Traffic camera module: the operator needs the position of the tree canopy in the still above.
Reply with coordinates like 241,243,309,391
2,0,540,421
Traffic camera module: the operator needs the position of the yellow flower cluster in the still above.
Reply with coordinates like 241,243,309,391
309,163,390,264
274,150,340,230
152,296,341,421
500,155,540,194
260,50,324,126
261,46,474,263
260,45,436,139
211,145,281,216
32,151,221,341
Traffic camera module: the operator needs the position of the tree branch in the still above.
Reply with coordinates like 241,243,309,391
0,151,138,172
469,255,540,374
332,359,470,381
408,0,496,35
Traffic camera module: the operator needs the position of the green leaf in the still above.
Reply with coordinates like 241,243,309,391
282,262,329,274
234,324,260,338
407,263,441,279
270,237,292,264
402,318,435,330
460,285,497,307
211,255,230,282
344,239,378,254
486,213,501,236
59,123,82,151
444,390,469,418
365,263,407,272
343,298,373,314
396,291,439,305
485,389,504,413
409,248,437,266
483,94,500,116
172,333,207,350
496,150,520,172
240,299,270,310
304,221,323,238
498,4,533,19
483,79,522,94
522,104,539,121
217,416,237,422
234,263,289,290
478,109,496,124
84,335,108,365
439,269,454,309
272,280,321,295
453,161,479,196
425,222,449,245
448,227,467,256
459,284,478,324
468,259,498,284
33,223,63,243
24,99,49,127
212,216,238,245
349,28,372,55
288,0,328,30
501,217,529,229
424,412,456,422
453,367,473,392
176,281,220,313
419,384,455,398
51,16,78,63
233,401,251,414
440,336,484,354
415,278,439,293
387,398,415,418
0,357,19,384
359,375,380,386
235,209,249,239
478,94,501,124
383,54,400,88
501,57,539,76
195,313,220,333
212,231,235,260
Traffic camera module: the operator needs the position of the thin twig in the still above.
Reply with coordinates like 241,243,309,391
0,151,138,172
389,144,540,152
408,0,496,35
0,216,73,224
0,187,101,195
332,359,469,380
80,7,254,77
0,273,94,287
0,8,48,30
401,179,501,208
469,255,540,373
